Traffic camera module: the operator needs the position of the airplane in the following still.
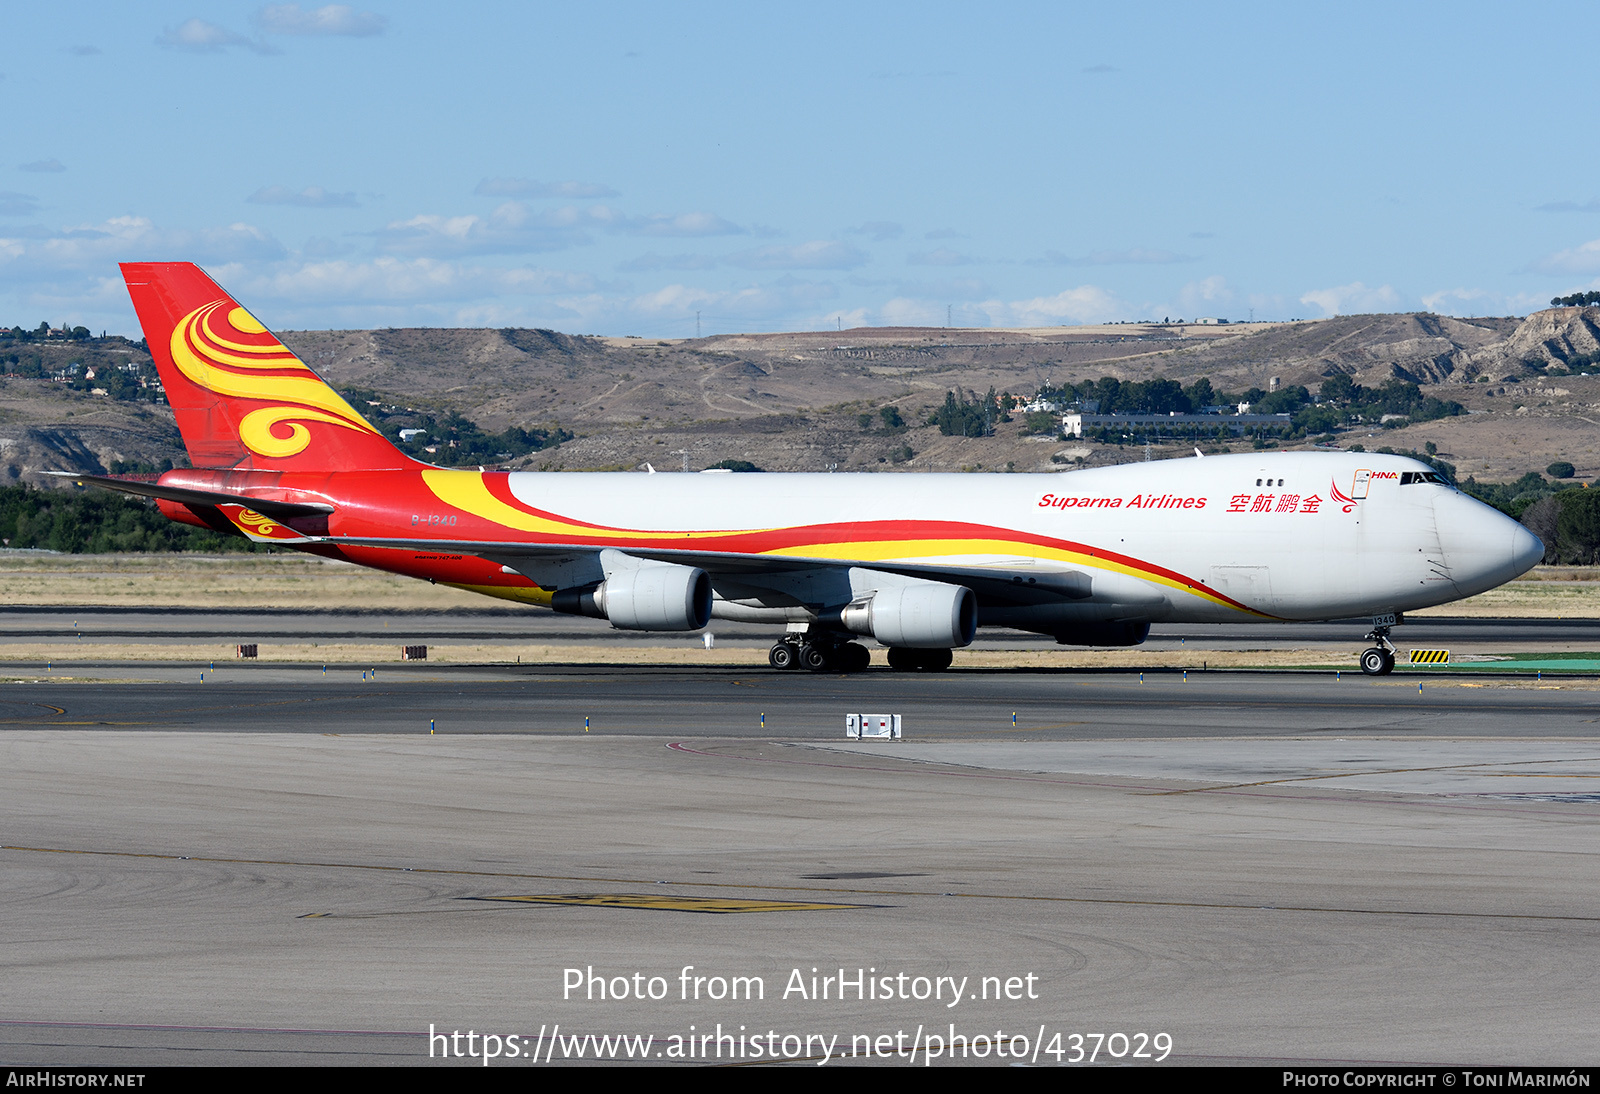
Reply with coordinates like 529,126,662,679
69,262,1543,677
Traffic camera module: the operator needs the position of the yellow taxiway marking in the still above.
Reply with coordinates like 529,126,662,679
474,893,863,914
7,843,1599,922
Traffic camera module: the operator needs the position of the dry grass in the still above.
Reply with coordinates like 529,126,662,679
1410,573,1600,618
0,641,1359,671
0,553,488,609
0,554,1593,619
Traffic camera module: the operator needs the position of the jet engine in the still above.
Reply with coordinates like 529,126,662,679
836,580,977,648
552,561,713,631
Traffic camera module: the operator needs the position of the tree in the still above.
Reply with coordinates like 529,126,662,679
1521,497,1559,564
1556,489,1600,565
1183,377,1215,409
1547,461,1576,480
933,391,988,437
1320,373,1359,404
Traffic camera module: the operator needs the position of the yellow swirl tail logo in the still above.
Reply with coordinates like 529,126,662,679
170,299,381,460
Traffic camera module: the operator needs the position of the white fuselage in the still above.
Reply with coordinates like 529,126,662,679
495,452,1542,630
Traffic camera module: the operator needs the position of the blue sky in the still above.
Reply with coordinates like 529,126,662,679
3,2,1599,337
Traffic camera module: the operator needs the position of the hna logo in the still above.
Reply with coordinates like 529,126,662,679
1370,471,1399,480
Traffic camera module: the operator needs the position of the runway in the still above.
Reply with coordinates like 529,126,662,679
1,605,1598,650
4,643,1600,1067
2,665,1599,738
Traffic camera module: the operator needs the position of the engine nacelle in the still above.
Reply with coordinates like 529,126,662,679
1053,621,1150,647
839,581,977,648
552,562,712,631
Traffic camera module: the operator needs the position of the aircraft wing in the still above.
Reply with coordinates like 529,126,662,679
316,534,1093,607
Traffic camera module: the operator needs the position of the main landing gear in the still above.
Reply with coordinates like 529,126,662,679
769,633,872,673
1359,623,1398,676
766,629,955,673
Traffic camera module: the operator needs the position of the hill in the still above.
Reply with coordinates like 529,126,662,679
1,308,1597,486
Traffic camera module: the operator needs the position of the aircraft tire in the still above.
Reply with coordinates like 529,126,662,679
885,648,916,671
769,643,797,670
921,648,954,672
799,643,830,672
1360,647,1390,676
838,642,872,673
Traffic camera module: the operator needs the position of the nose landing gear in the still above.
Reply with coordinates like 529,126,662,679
1359,645,1395,676
1359,620,1398,676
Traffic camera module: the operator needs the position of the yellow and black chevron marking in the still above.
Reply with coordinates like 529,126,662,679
1409,649,1450,664
473,893,865,914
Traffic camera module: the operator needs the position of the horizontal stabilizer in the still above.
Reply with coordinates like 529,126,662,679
50,472,334,521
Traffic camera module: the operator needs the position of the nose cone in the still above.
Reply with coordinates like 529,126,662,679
1434,489,1545,598
1511,522,1545,577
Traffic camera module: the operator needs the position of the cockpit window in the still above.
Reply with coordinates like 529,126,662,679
1400,471,1450,486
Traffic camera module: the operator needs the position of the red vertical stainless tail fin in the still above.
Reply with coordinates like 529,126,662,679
120,262,415,471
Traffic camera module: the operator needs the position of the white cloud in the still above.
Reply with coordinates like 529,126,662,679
256,4,386,36
0,216,284,284
375,203,746,257
18,159,65,173
549,277,838,334
157,18,275,54
877,297,947,326
240,257,597,305
1419,288,1493,316
247,185,358,207
726,240,865,270
819,306,872,329
1177,275,1234,314
1529,238,1600,276
374,202,596,256
475,177,618,199
1422,287,1550,317
1298,281,1401,317
984,285,1123,326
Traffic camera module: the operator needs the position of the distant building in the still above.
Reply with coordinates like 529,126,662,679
1062,411,1291,437
1195,317,1228,325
